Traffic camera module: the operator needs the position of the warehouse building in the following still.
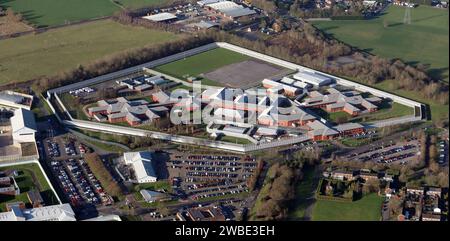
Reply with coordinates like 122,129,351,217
123,152,158,183
0,203,76,221
204,1,256,20
293,71,333,87
10,108,37,146
142,12,178,23
0,91,33,110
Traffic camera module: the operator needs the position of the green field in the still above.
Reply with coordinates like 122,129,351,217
313,5,449,82
117,0,167,9
358,102,415,123
154,48,251,86
0,0,175,27
312,193,384,221
0,163,59,212
0,0,120,27
374,81,448,121
288,167,316,220
0,20,180,85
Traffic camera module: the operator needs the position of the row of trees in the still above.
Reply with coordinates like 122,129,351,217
30,9,447,107
290,0,366,18
84,153,124,200
254,163,297,220
33,33,215,93
204,23,447,105
1,8,24,22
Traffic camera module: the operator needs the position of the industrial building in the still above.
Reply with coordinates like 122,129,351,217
10,108,37,146
0,91,33,110
203,1,256,20
142,12,178,23
293,71,333,87
123,152,158,183
0,203,76,221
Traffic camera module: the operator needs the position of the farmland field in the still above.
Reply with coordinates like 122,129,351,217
0,0,120,27
117,0,168,9
0,20,180,85
312,193,383,221
313,5,449,83
0,0,175,27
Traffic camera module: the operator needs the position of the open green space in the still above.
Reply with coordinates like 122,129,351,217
357,102,415,123
219,135,252,145
288,166,316,220
0,19,180,85
154,48,251,86
0,0,120,27
340,136,380,147
116,0,167,9
0,163,59,212
311,193,383,221
374,81,448,121
135,180,172,192
58,93,89,120
313,5,449,82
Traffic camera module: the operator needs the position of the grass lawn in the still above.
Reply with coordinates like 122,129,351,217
117,0,168,9
154,48,251,86
312,193,383,221
374,81,448,121
313,5,449,82
0,163,59,212
58,93,89,120
328,111,352,123
0,19,180,85
219,135,252,145
288,166,316,220
356,102,415,123
135,180,172,192
340,136,380,147
0,0,120,27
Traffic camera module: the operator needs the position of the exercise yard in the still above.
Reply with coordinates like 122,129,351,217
204,60,290,89
312,193,384,221
153,48,252,86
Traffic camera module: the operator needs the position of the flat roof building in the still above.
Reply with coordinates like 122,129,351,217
142,12,178,22
205,1,256,19
124,152,157,183
0,204,76,221
0,90,33,110
10,108,37,145
293,71,333,87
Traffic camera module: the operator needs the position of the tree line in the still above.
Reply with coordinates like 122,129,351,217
84,153,124,200
29,10,447,108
